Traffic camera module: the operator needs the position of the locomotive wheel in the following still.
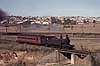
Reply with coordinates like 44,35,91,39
56,45,60,49
18,42,24,44
60,43,63,49
53,45,56,48
45,43,49,47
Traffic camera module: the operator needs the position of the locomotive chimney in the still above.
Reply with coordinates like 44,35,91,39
66,35,70,44
66,35,68,39
60,35,63,39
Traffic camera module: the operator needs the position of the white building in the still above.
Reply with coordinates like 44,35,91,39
35,21,41,24
42,21,49,25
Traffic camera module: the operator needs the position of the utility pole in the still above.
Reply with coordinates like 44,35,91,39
81,24,84,36
0,33,1,44
47,22,50,34
19,23,22,33
4,20,9,34
15,22,17,32
71,25,74,36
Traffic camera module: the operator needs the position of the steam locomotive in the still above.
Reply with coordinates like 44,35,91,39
16,33,74,49
2,32,86,59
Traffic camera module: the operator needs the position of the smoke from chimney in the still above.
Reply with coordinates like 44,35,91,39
0,9,8,22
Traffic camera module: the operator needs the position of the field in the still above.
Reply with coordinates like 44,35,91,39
0,36,100,66
70,38,100,51
0,24,100,33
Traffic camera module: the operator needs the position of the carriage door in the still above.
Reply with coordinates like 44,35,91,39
41,37,47,44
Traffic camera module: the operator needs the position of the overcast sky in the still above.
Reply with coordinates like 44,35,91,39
0,0,100,16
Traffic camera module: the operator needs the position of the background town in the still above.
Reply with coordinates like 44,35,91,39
0,16,100,33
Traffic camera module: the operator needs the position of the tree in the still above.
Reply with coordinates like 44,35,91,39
83,19,87,24
71,25,74,30
93,20,96,27
93,20,96,24
90,50,100,66
63,18,71,25
71,20,76,25
51,17,57,24
57,19,62,24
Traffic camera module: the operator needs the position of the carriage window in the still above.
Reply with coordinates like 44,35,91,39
36,37,38,40
28,38,32,40
33,38,36,40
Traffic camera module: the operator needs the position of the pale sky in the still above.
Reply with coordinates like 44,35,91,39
0,0,100,16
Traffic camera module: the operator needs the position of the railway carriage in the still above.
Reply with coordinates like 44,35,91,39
16,33,56,45
17,34,43,45
16,33,74,49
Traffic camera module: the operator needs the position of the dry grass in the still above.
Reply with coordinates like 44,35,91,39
0,24,100,33
70,38,100,51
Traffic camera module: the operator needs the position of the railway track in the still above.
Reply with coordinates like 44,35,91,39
0,32,100,38
0,39,91,55
0,39,17,44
